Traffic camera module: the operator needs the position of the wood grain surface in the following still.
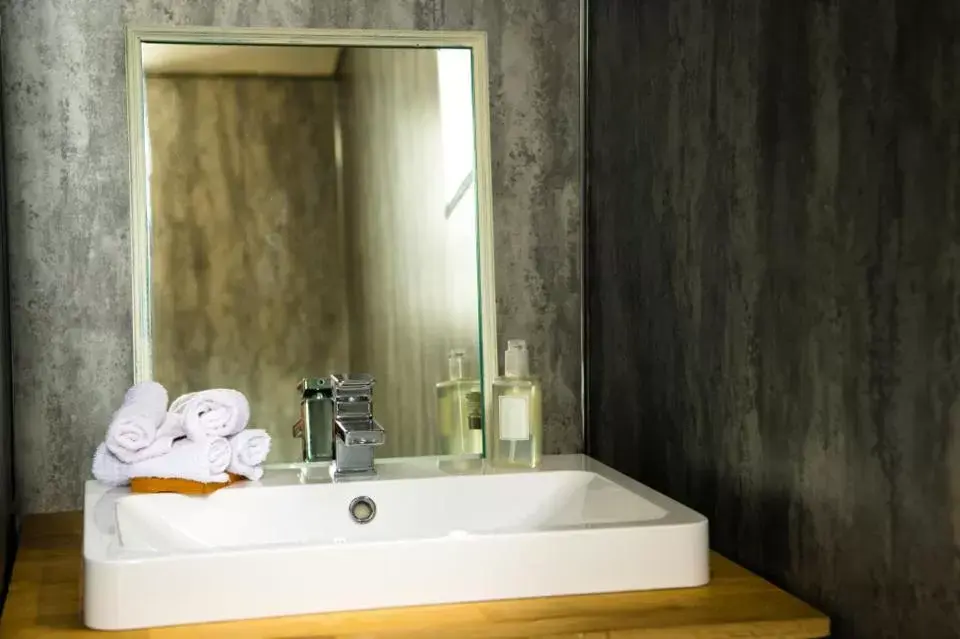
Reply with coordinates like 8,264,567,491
0,512,828,638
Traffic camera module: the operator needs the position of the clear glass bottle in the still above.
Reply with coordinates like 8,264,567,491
489,339,542,468
436,349,483,457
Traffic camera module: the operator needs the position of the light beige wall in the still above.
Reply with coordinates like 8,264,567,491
146,76,348,463
339,49,480,457
142,44,341,77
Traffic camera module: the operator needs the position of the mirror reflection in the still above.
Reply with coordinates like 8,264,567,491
139,42,484,463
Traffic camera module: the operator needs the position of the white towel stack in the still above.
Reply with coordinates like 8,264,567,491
92,382,271,487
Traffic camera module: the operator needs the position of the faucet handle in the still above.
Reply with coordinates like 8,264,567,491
330,373,375,393
335,418,385,446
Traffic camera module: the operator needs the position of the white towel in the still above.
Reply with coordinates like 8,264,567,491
170,389,250,441
228,429,271,481
105,381,170,462
108,411,185,463
92,437,231,487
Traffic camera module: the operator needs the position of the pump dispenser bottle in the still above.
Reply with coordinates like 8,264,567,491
436,349,483,457
489,339,542,468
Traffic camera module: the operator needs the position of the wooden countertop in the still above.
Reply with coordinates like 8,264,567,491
0,512,828,638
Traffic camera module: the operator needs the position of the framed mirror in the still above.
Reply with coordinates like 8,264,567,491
125,27,497,464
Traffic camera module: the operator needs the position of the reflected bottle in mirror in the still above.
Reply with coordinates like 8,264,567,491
436,349,483,459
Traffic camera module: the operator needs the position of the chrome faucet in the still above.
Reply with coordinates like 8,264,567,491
330,373,384,479
292,378,334,463
294,373,385,479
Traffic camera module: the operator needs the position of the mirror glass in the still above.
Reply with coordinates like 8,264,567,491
134,39,492,463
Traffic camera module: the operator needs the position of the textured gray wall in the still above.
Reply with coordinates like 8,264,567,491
1,1,581,513
0,26,13,601
588,1,960,638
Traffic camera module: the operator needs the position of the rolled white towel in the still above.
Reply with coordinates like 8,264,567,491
228,429,271,481
108,411,185,463
170,389,250,442
105,381,169,462
92,437,231,487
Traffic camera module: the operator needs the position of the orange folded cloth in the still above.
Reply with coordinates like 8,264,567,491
130,473,247,495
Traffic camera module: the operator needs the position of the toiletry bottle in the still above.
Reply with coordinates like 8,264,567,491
490,339,542,468
436,349,483,457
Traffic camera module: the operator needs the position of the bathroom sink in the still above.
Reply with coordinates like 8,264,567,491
83,454,708,630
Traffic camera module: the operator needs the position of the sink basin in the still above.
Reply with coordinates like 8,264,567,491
83,454,708,630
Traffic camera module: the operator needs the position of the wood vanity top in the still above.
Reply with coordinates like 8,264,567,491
0,512,828,638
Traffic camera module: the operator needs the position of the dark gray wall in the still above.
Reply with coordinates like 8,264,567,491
0,1,581,513
587,1,960,638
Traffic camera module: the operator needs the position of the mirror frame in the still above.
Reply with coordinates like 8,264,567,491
124,26,499,436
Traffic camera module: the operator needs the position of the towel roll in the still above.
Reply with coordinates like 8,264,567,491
170,389,250,442
93,437,231,487
105,381,170,463
227,429,271,481
110,411,185,463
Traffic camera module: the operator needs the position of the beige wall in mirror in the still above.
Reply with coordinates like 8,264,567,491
132,30,497,464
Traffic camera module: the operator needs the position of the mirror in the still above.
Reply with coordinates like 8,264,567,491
126,28,497,464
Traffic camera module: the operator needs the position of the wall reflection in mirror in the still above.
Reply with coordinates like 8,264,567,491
138,41,487,463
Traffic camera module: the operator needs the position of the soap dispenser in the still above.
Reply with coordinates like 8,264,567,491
435,349,483,457
490,339,542,468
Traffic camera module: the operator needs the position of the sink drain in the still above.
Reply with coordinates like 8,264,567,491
348,496,376,524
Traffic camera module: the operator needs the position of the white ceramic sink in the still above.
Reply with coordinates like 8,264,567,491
83,454,708,630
